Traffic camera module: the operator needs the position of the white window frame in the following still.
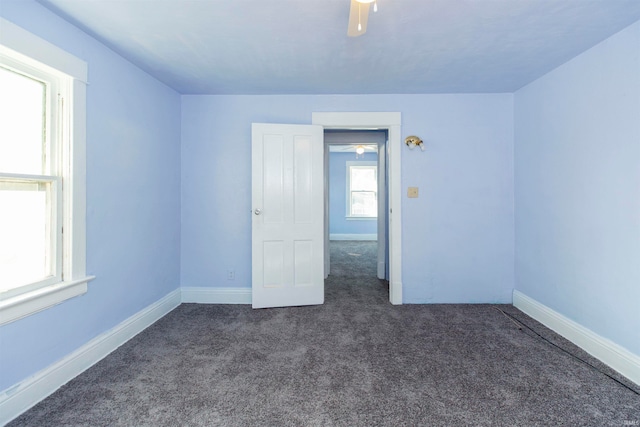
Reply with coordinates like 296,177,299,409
1,56,64,297
0,18,94,325
346,161,377,219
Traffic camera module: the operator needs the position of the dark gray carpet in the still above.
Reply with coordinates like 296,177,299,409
10,241,639,426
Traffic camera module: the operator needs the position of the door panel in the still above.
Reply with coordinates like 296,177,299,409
262,241,284,288
294,240,313,287
252,123,324,308
263,135,284,224
293,136,313,223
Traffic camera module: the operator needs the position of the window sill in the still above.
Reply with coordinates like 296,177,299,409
0,276,95,326
346,216,378,221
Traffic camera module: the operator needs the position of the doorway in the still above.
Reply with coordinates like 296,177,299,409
313,112,402,305
324,130,387,286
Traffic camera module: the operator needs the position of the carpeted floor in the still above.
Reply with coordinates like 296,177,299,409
9,241,639,426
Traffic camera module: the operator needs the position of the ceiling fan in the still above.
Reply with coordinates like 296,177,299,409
331,144,378,157
347,0,378,37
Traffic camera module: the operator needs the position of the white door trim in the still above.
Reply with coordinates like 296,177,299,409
312,112,402,305
324,142,330,278
377,137,387,281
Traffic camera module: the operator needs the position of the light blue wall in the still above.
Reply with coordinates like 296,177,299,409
329,152,378,236
0,1,181,391
2,0,637,408
181,94,515,304
514,21,640,355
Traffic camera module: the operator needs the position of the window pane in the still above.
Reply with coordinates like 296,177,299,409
0,67,46,175
351,167,377,191
351,191,377,216
0,181,50,292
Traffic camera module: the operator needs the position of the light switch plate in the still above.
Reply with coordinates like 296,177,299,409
408,187,419,198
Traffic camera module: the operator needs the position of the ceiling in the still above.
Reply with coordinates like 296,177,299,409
37,0,640,95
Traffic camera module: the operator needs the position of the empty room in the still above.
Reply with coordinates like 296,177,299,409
1,0,639,425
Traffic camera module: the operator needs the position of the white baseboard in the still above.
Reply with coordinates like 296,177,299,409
181,287,251,304
513,290,640,386
390,280,402,305
330,233,377,241
0,289,181,426
377,261,388,280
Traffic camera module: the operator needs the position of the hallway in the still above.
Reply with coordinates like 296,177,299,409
326,240,388,304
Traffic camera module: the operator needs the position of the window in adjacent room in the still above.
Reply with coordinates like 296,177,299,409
0,18,92,325
346,161,377,218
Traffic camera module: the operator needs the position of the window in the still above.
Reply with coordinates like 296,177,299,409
0,61,63,297
346,161,377,218
0,18,92,325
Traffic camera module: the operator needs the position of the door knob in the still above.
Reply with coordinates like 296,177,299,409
254,208,262,215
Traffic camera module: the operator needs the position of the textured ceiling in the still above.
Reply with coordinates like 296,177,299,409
38,0,640,95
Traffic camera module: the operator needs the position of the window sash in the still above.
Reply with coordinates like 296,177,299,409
350,190,377,217
350,165,377,192
0,60,63,300
346,162,378,218
0,173,62,300
0,56,60,176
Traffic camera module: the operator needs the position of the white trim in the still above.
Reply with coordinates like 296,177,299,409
324,143,330,278
513,290,640,386
313,112,400,129
330,234,377,241
376,137,387,280
66,79,88,281
313,112,402,304
0,289,181,426
0,18,87,82
181,287,252,304
0,276,95,326
377,261,385,279
0,18,90,324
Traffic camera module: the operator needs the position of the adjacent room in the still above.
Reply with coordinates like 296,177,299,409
1,0,639,425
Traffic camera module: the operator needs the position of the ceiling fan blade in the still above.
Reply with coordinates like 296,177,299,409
347,0,370,37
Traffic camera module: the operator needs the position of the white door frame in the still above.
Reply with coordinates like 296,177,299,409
323,131,386,281
312,112,402,305
377,137,387,281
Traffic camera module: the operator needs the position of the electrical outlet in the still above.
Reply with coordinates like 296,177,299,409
407,187,419,198
227,269,235,280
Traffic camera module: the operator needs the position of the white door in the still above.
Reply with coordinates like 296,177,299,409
252,123,324,308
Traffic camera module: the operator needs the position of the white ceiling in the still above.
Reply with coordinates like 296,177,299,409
38,0,640,95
